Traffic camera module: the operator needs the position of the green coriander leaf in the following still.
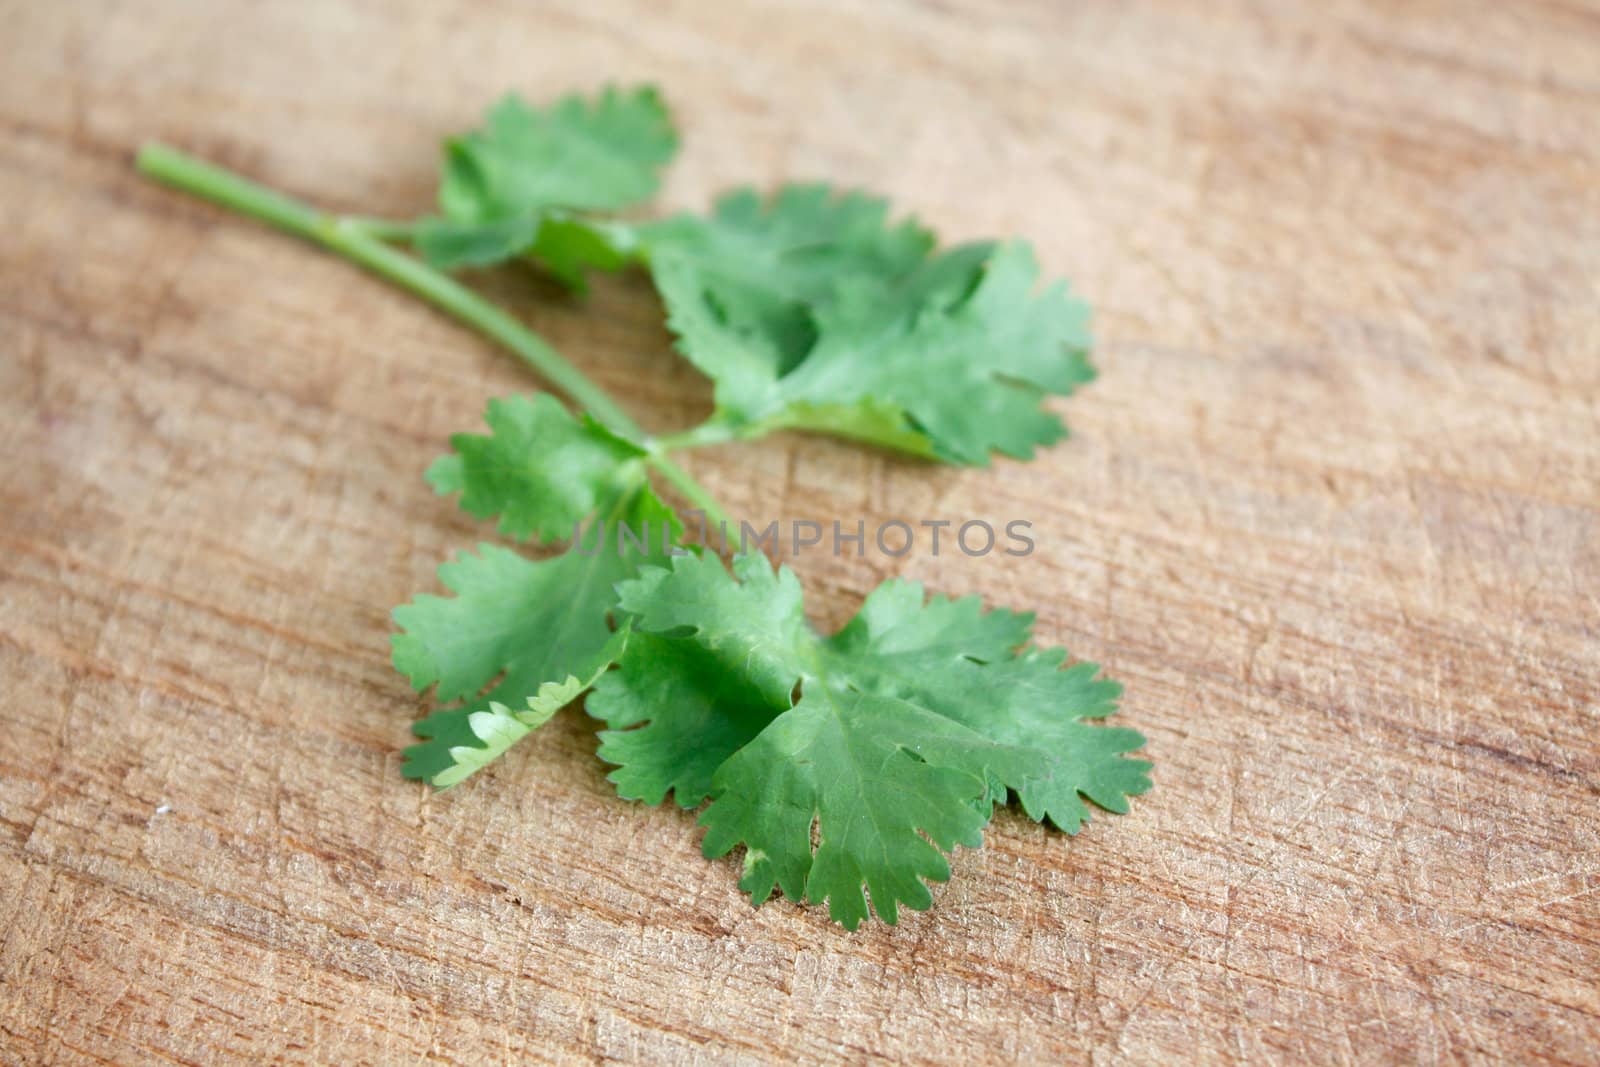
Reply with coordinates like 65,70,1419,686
414,214,542,271
702,685,1035,930
647,191,1094,464
780,241,1094,464
443,86,676,219
426,393,645,544
818,607,1150,833
589,552,1149,928
414,214,639,283
394,482,681,785
615,552,808,706
824,577,1035,664
927,652,1151,831
751,398,942,460
422,86,675,272
589,553,802,807
589,630,780,808
429,630,624,789
641,185,934,385
528,217,638,291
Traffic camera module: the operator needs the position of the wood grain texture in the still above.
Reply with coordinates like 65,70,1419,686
2,0,1597,1062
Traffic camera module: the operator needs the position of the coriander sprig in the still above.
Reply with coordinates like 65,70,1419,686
137,86,1149,930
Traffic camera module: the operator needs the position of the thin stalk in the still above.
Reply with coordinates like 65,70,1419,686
343,216,424,242
652,422,744,452
645,453,735,532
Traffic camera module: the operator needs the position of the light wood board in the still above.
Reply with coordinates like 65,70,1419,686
1,1,1597,1062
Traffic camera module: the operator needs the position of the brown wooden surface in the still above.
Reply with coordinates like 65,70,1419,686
2,1,1598,1063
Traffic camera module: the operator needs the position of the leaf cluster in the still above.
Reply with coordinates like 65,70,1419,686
389,87,1149,928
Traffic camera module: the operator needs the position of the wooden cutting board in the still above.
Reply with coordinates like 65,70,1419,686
2,1,1596,1062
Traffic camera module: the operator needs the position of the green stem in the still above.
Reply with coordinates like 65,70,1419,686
652,421,744,452
343,216,423,242
645,454,735,533
136,142,641,439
